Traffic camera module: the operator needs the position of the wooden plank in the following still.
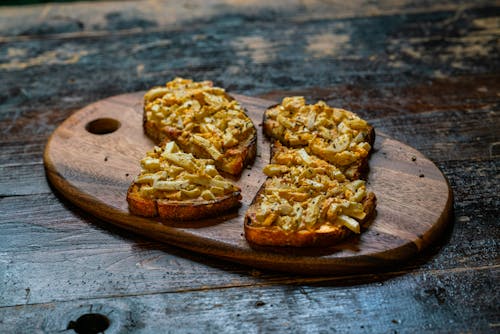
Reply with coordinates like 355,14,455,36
2,73,499,124
0,205,496,307
0,5,498,113
257,75,500,122
0,266,497,333
0,164,48,196
1,1,493,40
0,140,45,166
368,107,500,162
0,224,496,316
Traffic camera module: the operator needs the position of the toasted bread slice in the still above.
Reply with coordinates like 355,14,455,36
143,78,257,176
244,144,376,247
245,191,376,247
245,96,377,248
263,97,374,179
127,141,241,220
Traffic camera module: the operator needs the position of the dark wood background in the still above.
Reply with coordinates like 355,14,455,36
0,0,498,332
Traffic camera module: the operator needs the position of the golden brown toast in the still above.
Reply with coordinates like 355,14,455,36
246,97,376,248
263,97,374,179
143,78,257,176
127,141,241,220
245,192,376,247
244,144,376,247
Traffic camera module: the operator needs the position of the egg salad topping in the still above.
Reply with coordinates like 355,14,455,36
252,146,369,233
144,78,256,164
265,97,372,177
134,141,239,201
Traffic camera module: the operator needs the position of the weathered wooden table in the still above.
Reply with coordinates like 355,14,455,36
1,1,498,333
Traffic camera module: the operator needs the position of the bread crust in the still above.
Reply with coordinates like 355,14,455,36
263,106,376,148
127,184,242,220
262,104,376,179
245,99,377,247
262,104,283,142
143,90,257,176
129,79,256,221
244,191,376,247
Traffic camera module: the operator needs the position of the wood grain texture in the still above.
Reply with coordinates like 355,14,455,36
1,265,498,333
1,1,498,333
44,92,452,274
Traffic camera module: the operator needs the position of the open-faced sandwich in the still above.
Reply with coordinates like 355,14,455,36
143,77,257,176
245,97,376,247
245,143,376,247
127,141,242,220
263,96,374,179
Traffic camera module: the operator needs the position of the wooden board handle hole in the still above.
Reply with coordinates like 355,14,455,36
85,118,121,135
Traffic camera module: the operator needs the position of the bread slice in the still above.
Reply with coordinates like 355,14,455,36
246,96,377,248
127,141,241,220
143,78,257,176
263,97,375,179
244,143,376,247
245,192,376,247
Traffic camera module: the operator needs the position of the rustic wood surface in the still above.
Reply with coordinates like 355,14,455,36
44,92,452,275
0,0,498,333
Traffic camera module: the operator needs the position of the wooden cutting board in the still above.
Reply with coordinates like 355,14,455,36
44,92,452,275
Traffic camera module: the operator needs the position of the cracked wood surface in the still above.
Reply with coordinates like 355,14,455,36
0,0,498,333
